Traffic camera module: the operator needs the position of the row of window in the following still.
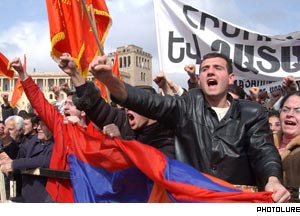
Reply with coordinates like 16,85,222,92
111,56,151,69
0,78,71,92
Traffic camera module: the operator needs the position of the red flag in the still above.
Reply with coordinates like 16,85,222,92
94,79,108,101
10,77,23,108
23,54,27,73
10,55,26,107
46,0,112,78
0,52,14,78
112,51,120,79
62,123,273,203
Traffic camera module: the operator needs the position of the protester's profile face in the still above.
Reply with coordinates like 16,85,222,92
63,96,82,118
23,119,34,136
0,122,7,138
126,109,150,130
5,120,22,141
280,95,300,139
269,116,281,134
199,57,235,98
37,121,52,141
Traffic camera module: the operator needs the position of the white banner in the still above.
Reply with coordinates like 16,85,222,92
154,0,300,82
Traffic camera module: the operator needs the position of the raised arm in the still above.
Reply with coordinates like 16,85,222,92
9,57,62,132
9,57,29,81
58,54,131,136
89,55,128,102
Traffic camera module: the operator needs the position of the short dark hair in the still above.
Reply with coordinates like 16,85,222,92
280,91,300,109
228,84,246,99
135,85,157,94
268,109,280,118
18,110,28,118
24,113,40,125
201,52,233,74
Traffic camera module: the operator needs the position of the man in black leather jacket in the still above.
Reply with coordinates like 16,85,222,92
86,52,291,202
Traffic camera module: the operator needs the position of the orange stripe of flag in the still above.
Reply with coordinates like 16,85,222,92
0,52,14,78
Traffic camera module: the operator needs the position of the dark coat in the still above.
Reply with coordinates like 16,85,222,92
1,104,18,122
12,134,54,203
112,84,282,190
281,138,300,187
74,81,175,159
1,140,20,199
1,140,19,159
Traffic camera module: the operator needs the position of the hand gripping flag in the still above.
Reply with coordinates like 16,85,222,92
0,52,14,78
62,123,273,203
46,0,112,78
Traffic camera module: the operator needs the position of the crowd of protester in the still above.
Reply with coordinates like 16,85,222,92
0,52,299,203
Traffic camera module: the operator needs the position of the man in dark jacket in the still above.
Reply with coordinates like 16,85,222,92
0,119,54,202
0,120,19,200
1,93,18,122
85,52,290,202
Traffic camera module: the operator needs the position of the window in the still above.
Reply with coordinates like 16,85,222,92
48,79,54,88
140,72,146,81
4,84,8,91
124,57,127,67
3,79,10,91
128,56,131,67
120,57,122,68
37,79,43,90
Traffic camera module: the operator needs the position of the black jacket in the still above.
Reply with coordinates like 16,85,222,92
13,134,54,203
113,84,282,190
1,104,18,122
73,81,175,159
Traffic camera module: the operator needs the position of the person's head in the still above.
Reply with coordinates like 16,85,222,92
37,120,52,142
63,92,86,119
228,84,246,99
18,110,28,119
279,91,300,139
198,53,235,105
126,86,157,130
4,115,24,141
0,121,7,139
23,113,39,136
0,120,11,144
268,110,281,134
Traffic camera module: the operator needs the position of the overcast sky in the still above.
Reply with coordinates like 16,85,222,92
0,0,299,88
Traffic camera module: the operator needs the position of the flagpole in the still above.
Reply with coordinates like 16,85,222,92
80,0,104,55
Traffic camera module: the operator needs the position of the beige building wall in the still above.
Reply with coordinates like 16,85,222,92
107,44,152,87
0,44,153,120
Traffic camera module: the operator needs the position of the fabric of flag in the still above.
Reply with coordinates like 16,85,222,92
112,51,120,79
46,0,112,78
0,52,14,78
94,79,108,101
62,123,274,203
10,55,26,107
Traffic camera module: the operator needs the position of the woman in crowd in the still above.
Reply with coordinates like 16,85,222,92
278,91,300,187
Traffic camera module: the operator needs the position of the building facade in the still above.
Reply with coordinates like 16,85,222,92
0,45,152,119
107,44,152,86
